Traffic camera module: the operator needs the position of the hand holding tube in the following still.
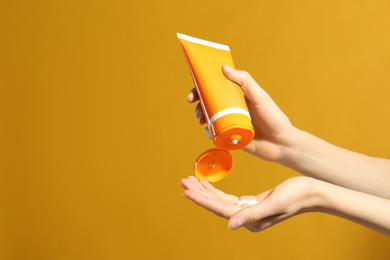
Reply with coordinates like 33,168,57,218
188,65,390,199
188,65,297,162
185,64,390,235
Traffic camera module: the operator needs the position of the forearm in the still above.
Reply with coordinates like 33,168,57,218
279,128,390,199
313,178,390,236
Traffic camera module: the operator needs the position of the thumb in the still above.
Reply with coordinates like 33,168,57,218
228,200,277,230
221,64,274,106
227,206,258,230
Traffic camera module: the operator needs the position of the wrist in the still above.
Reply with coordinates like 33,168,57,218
291,177,330,214
275,126,305,165
306,177,336,214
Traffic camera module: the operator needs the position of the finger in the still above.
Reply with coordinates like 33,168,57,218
180,177,200,192
185,176,218,198
228,199,279,230
189,176,220,198
245,213,288,232
187,88,199,103
204,127,211,139
194,103,206,125
256,190,273,202
188,176,210,192
180,177,206,193
240,141,257,157
221,65,275,106
183,189,240,219
200,180,238,202
180,176,206,191
181,178,219,200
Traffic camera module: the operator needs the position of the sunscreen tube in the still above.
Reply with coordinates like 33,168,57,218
177,33,254,151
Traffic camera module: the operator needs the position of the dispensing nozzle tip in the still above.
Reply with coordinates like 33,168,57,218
232,139,238,145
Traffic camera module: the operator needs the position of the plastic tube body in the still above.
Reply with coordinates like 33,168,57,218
178,33,254,150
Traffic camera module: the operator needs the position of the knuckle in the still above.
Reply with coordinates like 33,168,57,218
236,70,252,86
275,195,289,210
246,207,257,224
241,71,251,78
239,71,251,81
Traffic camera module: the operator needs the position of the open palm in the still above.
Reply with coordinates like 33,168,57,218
180,176,315,232
180,176,241,218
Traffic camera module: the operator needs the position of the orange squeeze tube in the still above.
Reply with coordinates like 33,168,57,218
178,33,254,151
178,33,255,182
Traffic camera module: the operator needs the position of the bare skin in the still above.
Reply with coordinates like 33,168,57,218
180,175,390,235
181,65,390,235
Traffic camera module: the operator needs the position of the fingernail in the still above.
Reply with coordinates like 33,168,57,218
224,64,235,72
182,193,186,197
228,217,242,230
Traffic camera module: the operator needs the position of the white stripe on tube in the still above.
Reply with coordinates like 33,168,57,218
208,108,251,127
177,33,230,51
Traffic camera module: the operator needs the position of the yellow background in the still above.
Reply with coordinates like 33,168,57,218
1,0,390,259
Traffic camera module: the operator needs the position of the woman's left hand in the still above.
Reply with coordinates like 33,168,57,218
180,176,319,232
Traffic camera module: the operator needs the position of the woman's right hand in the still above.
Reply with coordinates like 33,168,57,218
187,65,298,162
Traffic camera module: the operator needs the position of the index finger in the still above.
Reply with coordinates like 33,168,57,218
186,88,199,103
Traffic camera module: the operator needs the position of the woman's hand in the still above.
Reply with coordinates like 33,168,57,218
227,176,319,231
180,176,319,232
180,175,390,235
187,65,298,162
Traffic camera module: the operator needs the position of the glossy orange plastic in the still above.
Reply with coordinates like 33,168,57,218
177,33,254,151
178,33,254,182
194,149,233,182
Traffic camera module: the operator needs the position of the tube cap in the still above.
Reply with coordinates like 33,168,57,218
210,113,255,151
194,148,233,182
